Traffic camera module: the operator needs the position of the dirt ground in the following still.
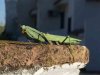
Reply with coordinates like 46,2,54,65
0,40,89,72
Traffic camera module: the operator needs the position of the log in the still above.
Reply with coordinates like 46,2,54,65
0,40,89,74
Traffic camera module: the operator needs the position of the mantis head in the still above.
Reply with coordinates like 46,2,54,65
21,25,26,29
21,25,27,34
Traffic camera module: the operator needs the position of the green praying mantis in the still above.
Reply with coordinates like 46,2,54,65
21,25,81,45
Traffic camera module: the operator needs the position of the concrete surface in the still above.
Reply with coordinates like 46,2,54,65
0,62,86,75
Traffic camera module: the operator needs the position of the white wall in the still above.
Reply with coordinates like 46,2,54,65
69,0,85,31
37,0,61,32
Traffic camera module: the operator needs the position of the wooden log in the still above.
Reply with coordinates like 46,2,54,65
0,40,89,72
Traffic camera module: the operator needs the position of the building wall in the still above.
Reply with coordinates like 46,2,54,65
84,2,100,71
17,0,35,27
66,0,100,71
37,0,61,32
5,0,18,33
56,0,85,35
5,0,36,39
70,0,100,71
68,0,85,31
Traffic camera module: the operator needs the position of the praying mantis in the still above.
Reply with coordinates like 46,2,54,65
21,25,81,45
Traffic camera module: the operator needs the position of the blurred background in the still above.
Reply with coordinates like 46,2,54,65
0,0,100,74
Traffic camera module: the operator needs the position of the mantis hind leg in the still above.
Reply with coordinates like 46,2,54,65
61,36,69,44
38,33,53,45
